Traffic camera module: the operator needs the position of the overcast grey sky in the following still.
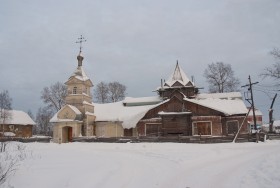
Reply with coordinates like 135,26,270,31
1,0,280,122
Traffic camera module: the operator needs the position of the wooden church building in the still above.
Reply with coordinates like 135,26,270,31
51,50,248,143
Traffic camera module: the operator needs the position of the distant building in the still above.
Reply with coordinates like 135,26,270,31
51,51,249,143
262,120,280,133
0,110,35,137
247,107,263,131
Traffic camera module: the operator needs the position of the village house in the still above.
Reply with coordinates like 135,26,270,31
50,50,249,143
0,110,35,137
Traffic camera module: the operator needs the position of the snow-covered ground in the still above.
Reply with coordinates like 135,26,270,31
4,140,280,188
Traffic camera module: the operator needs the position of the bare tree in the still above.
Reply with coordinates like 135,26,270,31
261,48,280,82
27,110,36,135
0,90,12,136
94,81,126,103
41,82,67,112
204,62,240,93
108,82,126,102
94,82,109,103
35,107,54,136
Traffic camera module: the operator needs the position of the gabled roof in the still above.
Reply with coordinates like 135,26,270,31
184,92,248,116
164,62,194,87
50,105,82,123
0,110,35,125
248,108,263,116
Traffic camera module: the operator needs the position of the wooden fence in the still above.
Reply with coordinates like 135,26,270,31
0,137,51,143
72,133,267,144
1,133,278,144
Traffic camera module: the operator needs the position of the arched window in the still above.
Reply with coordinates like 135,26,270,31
73,87,77,94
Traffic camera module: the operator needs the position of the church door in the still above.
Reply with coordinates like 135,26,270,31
68,127,73,142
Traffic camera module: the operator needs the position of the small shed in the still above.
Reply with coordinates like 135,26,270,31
0,110,35,137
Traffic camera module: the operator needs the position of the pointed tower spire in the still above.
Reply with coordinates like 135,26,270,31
76,35,86,66
165,60,192,87
156,60,198,99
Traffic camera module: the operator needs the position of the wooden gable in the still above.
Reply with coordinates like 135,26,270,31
185,81,194,87
141,94,186,120
168,89,184,100
171,81,184,87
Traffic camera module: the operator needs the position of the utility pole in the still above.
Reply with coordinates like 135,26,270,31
241,75,259,130
269,93,277,133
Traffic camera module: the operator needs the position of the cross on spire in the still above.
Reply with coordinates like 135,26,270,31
76,35,86,53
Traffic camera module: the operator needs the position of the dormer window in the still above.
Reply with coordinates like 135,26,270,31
73,87,77,94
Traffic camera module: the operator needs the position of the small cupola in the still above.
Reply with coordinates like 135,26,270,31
77,52,84,66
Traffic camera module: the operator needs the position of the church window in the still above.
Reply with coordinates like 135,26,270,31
73,87,77,94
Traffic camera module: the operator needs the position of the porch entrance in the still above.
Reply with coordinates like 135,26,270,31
62,126,73,143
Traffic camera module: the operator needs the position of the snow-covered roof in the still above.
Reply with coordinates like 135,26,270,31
196,92,243,100
164,62,193,87
68,105,82,115
185,93,248,116
70,66,90,82
123,96,162,106
158,111,192,115
248,108,263,116
94,101,161,129
83,101,94,106
50,105,82,123
0,110,35,125
49,115,82,123
263,120,280,127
